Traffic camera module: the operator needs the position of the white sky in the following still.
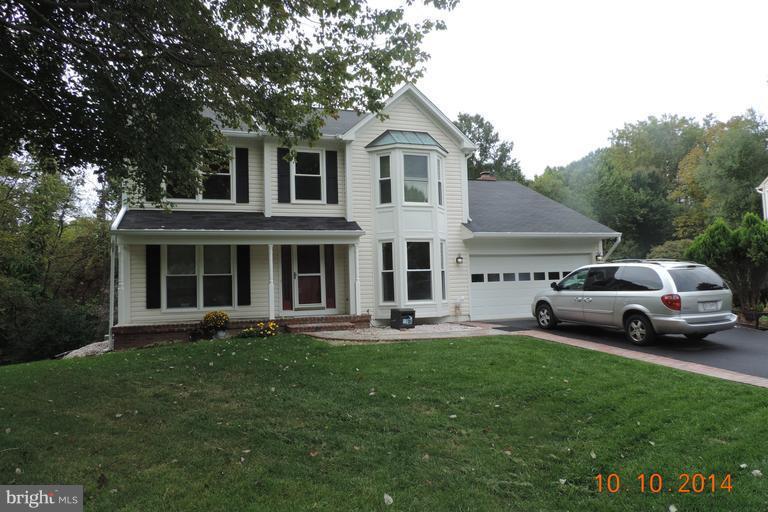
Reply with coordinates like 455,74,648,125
410,0,768,177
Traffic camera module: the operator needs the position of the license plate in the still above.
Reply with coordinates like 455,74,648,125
700,301,719,312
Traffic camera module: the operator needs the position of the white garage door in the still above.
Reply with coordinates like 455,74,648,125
469,254,593,320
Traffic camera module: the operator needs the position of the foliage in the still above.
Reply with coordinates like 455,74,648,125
1,0,456,203
239,321,279,338
202,311,230,332
454,113,524,182
0,156,111,362
646,239,693,260
686,213,768,311
2,334,767,510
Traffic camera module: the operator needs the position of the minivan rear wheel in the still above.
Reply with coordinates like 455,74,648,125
624,314,656,346
535,303,558,330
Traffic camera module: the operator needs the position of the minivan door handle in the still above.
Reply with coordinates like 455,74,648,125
583,297,592,303
575,297,582,302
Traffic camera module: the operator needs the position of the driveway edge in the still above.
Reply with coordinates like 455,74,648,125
512,329,768,389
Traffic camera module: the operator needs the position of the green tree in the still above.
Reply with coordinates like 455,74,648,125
1,0,456,202
454,113,524,181
530,167,567,203
686,213,768,311
647,239,693,260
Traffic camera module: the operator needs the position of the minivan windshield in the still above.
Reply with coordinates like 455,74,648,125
668,266,728,292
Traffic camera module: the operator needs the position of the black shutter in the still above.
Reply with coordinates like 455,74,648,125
325,150,338,204
235,147,249,203
236,245,251,306
281,246,293,310
146,245,161,309
277,147,290,203
324,245,336,308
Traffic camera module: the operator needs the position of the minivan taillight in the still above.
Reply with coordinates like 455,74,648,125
661,294,681,311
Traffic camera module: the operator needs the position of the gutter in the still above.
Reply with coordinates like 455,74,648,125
464,230,621,239
113,228,364,237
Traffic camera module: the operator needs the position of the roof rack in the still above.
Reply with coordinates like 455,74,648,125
610,259,663,265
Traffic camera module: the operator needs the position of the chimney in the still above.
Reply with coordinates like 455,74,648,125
477,171,496,181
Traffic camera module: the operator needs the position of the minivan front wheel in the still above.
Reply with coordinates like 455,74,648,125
624,314,656,346
536,303,558,330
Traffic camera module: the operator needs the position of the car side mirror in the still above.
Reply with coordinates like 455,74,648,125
551,282,561,291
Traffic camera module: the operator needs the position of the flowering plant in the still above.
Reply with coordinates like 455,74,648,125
240,320,279,338
202,310,229,331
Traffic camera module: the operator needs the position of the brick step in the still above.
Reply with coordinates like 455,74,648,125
287,322,356,333
282,314,370,327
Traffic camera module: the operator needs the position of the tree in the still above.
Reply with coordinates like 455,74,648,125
530,167,567,203
1,0,457,202
686,213,768,312
453,113,524,182
647,239,693,260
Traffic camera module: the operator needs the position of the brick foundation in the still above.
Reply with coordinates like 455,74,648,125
111,314,371,350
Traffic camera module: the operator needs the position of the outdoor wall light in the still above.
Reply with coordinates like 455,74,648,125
455,254,464,265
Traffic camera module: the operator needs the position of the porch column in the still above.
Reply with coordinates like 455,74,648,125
267,244,275,319
347,244,357,315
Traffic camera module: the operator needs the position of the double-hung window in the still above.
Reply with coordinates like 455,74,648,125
166,151,233,201
378,155,392,204
165,245,234,309
440,241,447,300
437,158,444,207
203,246,233,307
380,242,395,302
166,246,198,308
293,150,323,201
406,241,432,301
403,154,429,203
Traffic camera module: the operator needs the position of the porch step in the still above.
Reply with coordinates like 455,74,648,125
287,322,356,333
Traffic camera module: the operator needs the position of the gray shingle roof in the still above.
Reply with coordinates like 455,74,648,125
116,210,362,233
319,110,364,135
466,180,618,235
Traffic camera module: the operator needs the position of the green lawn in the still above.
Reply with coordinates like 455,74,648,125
1,334,767,511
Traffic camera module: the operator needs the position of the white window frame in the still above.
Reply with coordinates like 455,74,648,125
290,148,326,204
377,153,393,206
437,157,445,208
161,245,237,311
164,147,236,204
402,152,431,206
405,239,433,303
379,240,396,304
440,240,447,301
202,246,235,308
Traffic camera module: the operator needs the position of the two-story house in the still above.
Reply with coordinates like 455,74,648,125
110,84,619,347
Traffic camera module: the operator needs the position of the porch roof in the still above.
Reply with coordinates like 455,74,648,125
114,210,363,235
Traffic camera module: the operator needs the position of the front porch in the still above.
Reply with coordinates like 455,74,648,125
109,209,366,347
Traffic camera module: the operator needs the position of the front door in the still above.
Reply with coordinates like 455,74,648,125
294,245,324,308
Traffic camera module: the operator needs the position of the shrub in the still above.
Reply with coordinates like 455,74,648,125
202,311,229,331
239,321,279,338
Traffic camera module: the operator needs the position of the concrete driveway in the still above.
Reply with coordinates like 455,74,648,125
494,318,768,379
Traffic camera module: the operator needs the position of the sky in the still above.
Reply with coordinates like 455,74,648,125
408,0,768,177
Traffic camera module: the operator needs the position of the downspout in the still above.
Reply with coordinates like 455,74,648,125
108,235,116,350
602,234,622,262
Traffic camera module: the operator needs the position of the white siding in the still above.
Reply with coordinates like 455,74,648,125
349,95,471,320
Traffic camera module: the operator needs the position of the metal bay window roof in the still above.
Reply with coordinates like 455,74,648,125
365,130,447,152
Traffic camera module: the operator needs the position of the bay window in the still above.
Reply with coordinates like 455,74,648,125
378,155,391,204
403,154,429,203
380,242,395,302
440,241,447,300
406,241,432,301
437,158,444,207
293,150,323,201
165,245,235,309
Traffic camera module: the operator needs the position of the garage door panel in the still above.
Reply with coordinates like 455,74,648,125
470,254,592,320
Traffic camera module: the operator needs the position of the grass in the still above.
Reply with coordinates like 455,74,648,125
1,334,767,511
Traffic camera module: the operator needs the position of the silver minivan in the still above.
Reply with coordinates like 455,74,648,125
531,260,738,345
